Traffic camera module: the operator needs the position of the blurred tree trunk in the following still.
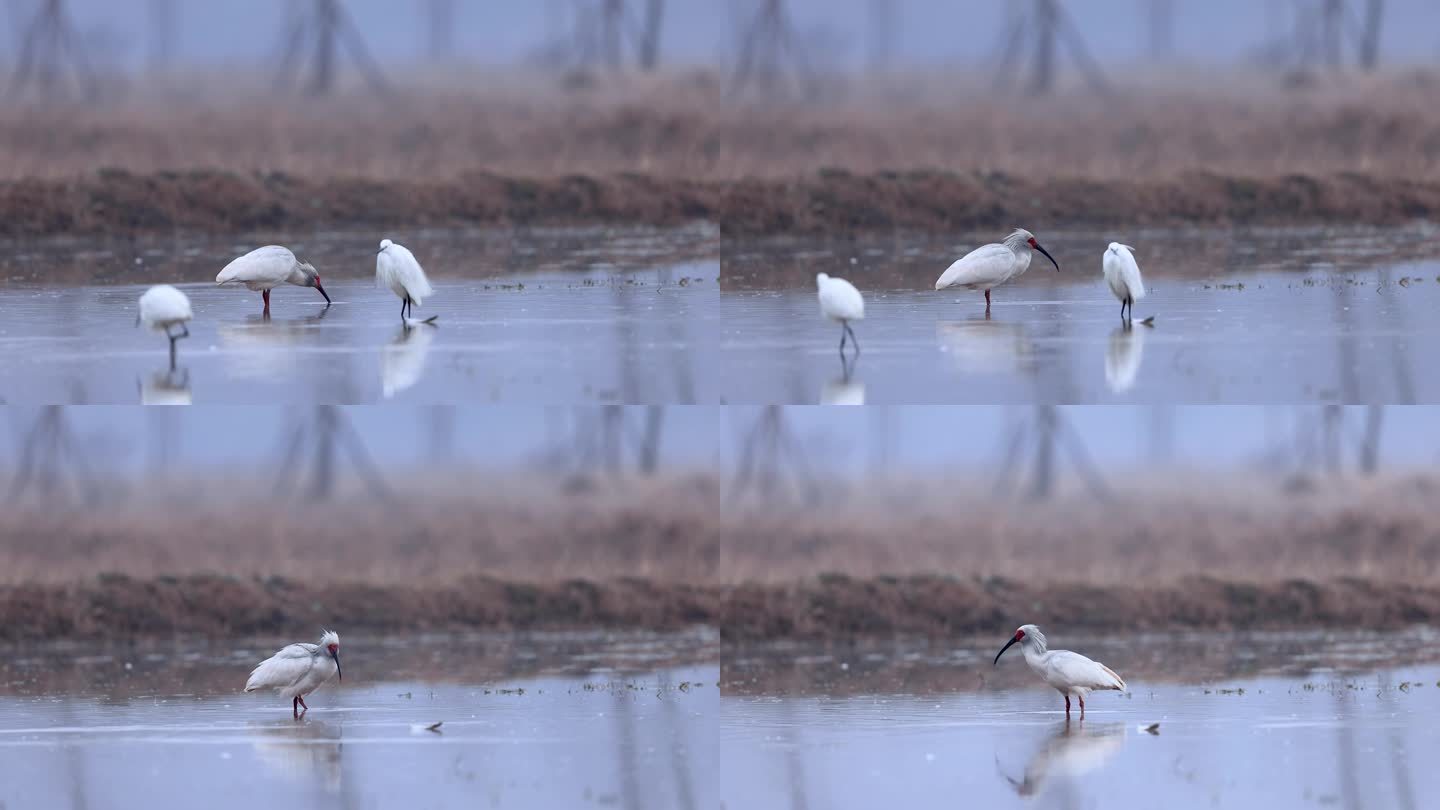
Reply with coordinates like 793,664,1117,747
636,406,664,475
1358,0,1384,71
639,0,664,70
1358,405,1383,476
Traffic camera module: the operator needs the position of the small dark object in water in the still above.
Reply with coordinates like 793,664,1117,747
1143,723,1160,735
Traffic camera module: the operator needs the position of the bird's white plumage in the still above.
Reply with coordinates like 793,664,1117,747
816,273,864,322
936,242,1030,291
377,239,434,308
216,245,311,291
999,624,1126,700
935,229,1039,291
138,285,193,330
245,630,341,700
1102,243,1145,304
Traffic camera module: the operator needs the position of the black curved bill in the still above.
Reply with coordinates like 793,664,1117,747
1034,243,1060,271
332,651,342,681
316,283,332,305
994,636,1019,666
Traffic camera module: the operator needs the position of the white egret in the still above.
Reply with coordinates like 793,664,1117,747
377,239,436,322
136,285,193,365
216,246,330,316
245,629,343,719
993,624,1126,718
1101,242,1145,323
935,228,1059,315
816,272,864,356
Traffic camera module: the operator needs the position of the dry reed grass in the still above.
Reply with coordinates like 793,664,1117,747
0,471,721,586
5,68,1439,182
719,470,1440,585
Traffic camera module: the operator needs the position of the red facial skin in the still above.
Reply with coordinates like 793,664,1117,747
1014,629,1026,641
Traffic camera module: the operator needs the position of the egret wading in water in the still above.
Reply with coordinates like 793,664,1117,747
935,229,1059,316
245,630,343,719
816,272,864,358
216,245,331,317
377,239,437,323
1102,242,1146,324
994,624,1126,718
136,284,193,368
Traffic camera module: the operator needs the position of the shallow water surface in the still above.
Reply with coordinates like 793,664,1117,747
0,267,716,405
0,631,717,810
722,631,1440,810
721,227,1440,404
0,226,718,405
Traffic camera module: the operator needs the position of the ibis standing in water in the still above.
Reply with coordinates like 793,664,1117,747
994,624,1126,718
216,246,331,317
377,239,436,323
935,229,1060,316
816,272,864,357
245,630,343,719
136,284,193,368
1102,242,1146,324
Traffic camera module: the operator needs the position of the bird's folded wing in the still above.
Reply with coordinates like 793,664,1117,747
244,644,316,691
935,244,1010,289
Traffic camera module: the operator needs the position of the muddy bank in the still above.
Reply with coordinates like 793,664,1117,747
12,573,1440,642
715,170,1440,236
721,575,1440,642
0,169,713,238
3,169,1438,238
0,575,722,642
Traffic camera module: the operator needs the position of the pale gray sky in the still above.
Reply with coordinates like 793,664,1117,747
23,1,1440,72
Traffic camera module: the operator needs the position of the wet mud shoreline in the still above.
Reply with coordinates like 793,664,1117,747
2,169,1437,238
6,574,1440,642
720,575,1440,642
0,575,722,643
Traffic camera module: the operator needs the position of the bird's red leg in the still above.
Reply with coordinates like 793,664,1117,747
298,695,309,712
292,696,299,719
1078,695,1086,718
984,289,992,309
262,289,271,316
1064,695,1071,716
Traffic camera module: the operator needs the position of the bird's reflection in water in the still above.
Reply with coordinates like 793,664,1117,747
382,322,437,398
820,353,865,405
997,720,1125,798
251,719,344,794
1105,325,1146,393
937,318,1035,375
218,309,332,381
138,367,191,405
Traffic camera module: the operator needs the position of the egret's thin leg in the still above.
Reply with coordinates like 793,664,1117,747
298,695,309,713
1120,299,1127,321
262,289,270,315
400,296,407,321
846,323,860,356
1078,695,1086,718
178,324,189,340
1064,695,1071,716
168,338,178,371
839,324,847,356
292,696,300,719
984,289,992,310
